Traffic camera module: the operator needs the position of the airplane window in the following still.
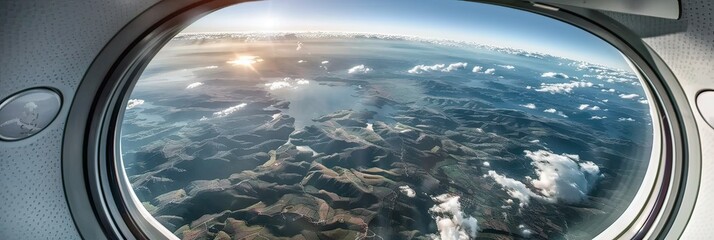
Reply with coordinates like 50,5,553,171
118,0,659,239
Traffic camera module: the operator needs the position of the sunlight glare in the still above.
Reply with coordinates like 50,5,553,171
226,55,263,67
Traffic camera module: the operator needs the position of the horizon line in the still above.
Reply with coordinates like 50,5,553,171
175,30,632,72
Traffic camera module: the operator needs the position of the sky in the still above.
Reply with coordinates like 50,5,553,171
183,0,630,69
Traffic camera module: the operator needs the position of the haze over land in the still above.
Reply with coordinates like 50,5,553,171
121,32,654,239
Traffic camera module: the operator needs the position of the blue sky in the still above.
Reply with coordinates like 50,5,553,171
183,0,630,69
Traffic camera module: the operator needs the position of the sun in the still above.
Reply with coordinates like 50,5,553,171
226,55,264,74
260,15,279,29
263,17,278,28
226,55,262,66
226,56,263,67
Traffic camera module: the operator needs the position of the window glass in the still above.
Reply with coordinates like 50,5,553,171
120,0,655,239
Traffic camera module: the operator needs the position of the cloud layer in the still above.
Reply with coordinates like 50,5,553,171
265,77,311,90
543,108,568,118
535,81,593,94
578,104,600,111
186,82,204,89
498,65,515,70
408,62,468,74
399,185,416,198
488,150,601,206
520,103,536,109
541,72,569,79
212,103,247,118
347,64,372,74
526,150,600,204
429,194,479,240
619,93,639,99
126,99,145,109
443,62,468,72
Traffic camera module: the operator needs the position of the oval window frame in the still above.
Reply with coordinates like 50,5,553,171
61,0,700,239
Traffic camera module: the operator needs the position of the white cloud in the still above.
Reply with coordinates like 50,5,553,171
265,77,310,90
407,62,468,74
619,93,639,99
399,185,416,198
498,65,515,70
366,123,373,132
296,41,303,51
296,145,318,157
489,150,601,205
526,150,600,204
408,64,445,74
590,116,607,120
321,60,329,64
601,88,616,93
535,81,593,94
212,103,247,118
618,117,635,122
638,99,649,104
186,82,204,89
579,161,601,176
488,171,547,207
579,104,601,111
518,224,533,238
265,81,292,90
520,103,536,109
442,62,468,72
484,68,496,74
429,194,479,239
483,161,490,167
529,139,540,143
298,60,305,63
126,99,144,109
472,66,483,73
347,64,372,74
541,72,569,79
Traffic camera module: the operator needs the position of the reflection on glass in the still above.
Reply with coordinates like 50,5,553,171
120,0,655,239
0,89,62,140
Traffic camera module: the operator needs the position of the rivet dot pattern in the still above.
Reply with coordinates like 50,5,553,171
0,0,158,239
604,0,714,238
